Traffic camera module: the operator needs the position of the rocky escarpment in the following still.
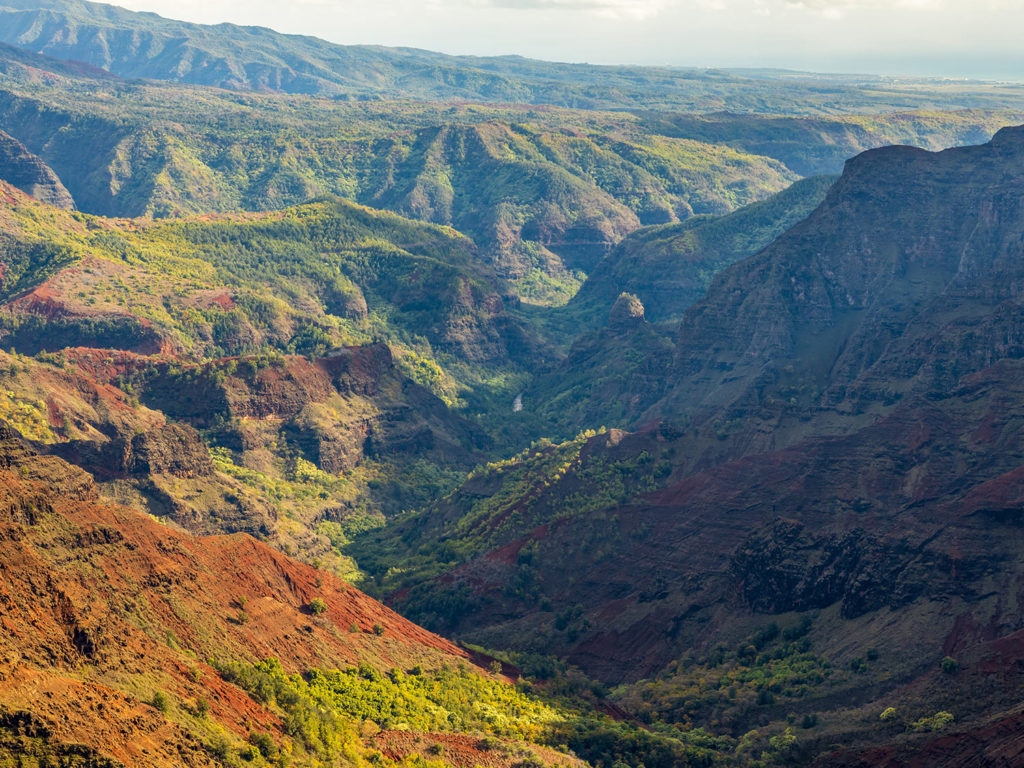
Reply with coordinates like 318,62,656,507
530,175,834,429
662,125,1024,429
51,422,216,479
0,422,489,768
0,128,74,209
729,518,976,620
138,345,487,472
390,362,1024,768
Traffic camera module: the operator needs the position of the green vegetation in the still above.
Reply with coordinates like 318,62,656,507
211,657,569,766
0,19,1016,767
308,598,328,615
911,711,955,733
0,390,57,443
2,32,1020,311
213,657,736,767
351,428,675,613
638,109,1024,177
0,190,528,400
151,690,170,713
6,3,1024,116
216,658,560,739
610,620,837,734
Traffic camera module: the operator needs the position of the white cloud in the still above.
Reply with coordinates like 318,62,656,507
468,0,668,19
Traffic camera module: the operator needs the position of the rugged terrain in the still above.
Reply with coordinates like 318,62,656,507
564,174,836,328
0,33,1021,304
0,421,555,767
0,127,72,208
354,125,1024,763
3,2,1024,765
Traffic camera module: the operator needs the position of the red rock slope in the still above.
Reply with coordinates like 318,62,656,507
0,423,473,766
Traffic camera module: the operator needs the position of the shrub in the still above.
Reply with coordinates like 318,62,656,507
478,736,500,751
912,711,954,732
941,656,959,674
308,597,328,615
372,622,384,636
239,744,259,761
151,691,170,713
766,727,798,762
879,707,897,722
206,736,231,760
249,731,276,758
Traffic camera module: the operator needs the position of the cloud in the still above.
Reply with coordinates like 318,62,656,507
785,0,933,6
462,0,957,18
782,0,1008,10
468,0,668,19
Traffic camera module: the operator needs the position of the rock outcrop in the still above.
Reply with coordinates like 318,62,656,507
0,129,74,209
607,292,646,330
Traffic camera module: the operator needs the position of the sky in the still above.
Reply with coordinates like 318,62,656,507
111,0,1024,80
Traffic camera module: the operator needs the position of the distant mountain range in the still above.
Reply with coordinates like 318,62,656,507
4,0,1024,113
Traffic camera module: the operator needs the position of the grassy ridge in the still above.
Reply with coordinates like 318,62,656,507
0,189,528,390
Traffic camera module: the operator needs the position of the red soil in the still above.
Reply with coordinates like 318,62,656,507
0,426,475,766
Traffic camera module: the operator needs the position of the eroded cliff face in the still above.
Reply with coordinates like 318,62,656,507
418,363,1024,680
0,129,74,209
665,126,1024,429
0,338,486,558
136,345,488,473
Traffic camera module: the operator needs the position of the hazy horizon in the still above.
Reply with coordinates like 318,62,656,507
103,0,1024,81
